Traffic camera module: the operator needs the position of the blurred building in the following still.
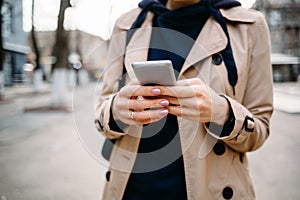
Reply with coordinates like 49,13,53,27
254,0,300,82
2,0,30,85
27,30,108,81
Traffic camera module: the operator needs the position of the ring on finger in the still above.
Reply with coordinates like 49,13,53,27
130,111,135,120
137,96,144,101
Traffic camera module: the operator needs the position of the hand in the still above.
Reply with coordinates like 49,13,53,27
112,81,169,125
159,78,230,124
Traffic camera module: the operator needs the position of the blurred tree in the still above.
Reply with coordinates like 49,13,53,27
31,0,40,71
52,0,71,70
0,0,4,99
50,0,72,108
31,0,44,93
24,0,73,111
0,0,2,70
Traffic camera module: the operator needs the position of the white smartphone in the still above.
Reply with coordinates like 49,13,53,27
131,60,176,86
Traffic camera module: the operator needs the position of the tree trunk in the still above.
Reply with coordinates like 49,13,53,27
52,0,70,70
31,0,40,70
0,0,4,98
31,0,43,93
50,0,71,107
0,0,3,71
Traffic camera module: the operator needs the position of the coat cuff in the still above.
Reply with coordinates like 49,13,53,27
95,94,126,139
205,94,255,141
108,96,128,133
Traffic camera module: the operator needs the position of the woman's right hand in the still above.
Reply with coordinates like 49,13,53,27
112,81,170,125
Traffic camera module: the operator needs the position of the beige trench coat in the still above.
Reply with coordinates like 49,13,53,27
96,5,273,200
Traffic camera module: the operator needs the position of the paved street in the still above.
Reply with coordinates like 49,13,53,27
248,110,300,200
0,82,107,200
0,81,300,200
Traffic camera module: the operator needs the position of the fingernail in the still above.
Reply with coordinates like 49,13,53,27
160,100,169,107
152,88,161,95
160,109,168,115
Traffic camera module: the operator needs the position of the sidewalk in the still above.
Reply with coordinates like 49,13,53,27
0,82,107,200
273,82,300,113
0,83,50,100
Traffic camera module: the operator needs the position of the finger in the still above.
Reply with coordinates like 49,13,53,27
120,85,163,98
167,106,209,121
176,78,204,86
159,96,179,106
131,86,163,97
132,109,169,124
128,98,169,110
171,97,210,110
159,78,206,98
160,84,206,98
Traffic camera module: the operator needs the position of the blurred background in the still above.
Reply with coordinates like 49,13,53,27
0,0,299,199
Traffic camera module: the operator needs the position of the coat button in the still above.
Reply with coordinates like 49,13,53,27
212,53,223,65
106,171,111,182
213,142,226,156
243,116,255,132
222,187,233,199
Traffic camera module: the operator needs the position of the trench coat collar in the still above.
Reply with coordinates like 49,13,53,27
123,7,255,78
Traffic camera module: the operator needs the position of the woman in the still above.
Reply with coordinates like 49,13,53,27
95,0,273,199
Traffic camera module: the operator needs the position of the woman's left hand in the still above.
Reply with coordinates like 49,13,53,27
159,78,230,125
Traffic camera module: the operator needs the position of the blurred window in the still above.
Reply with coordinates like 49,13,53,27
1,2,13,38
269,10,281,27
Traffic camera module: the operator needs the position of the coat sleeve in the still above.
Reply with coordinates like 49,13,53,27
95,8,143,140
206,12,274,153
94,17,129,139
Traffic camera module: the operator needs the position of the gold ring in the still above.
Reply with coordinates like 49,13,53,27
130,111,135,120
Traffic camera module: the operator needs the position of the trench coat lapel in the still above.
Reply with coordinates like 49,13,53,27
178,17,229,157
179,17,228,78
124,13,154,79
